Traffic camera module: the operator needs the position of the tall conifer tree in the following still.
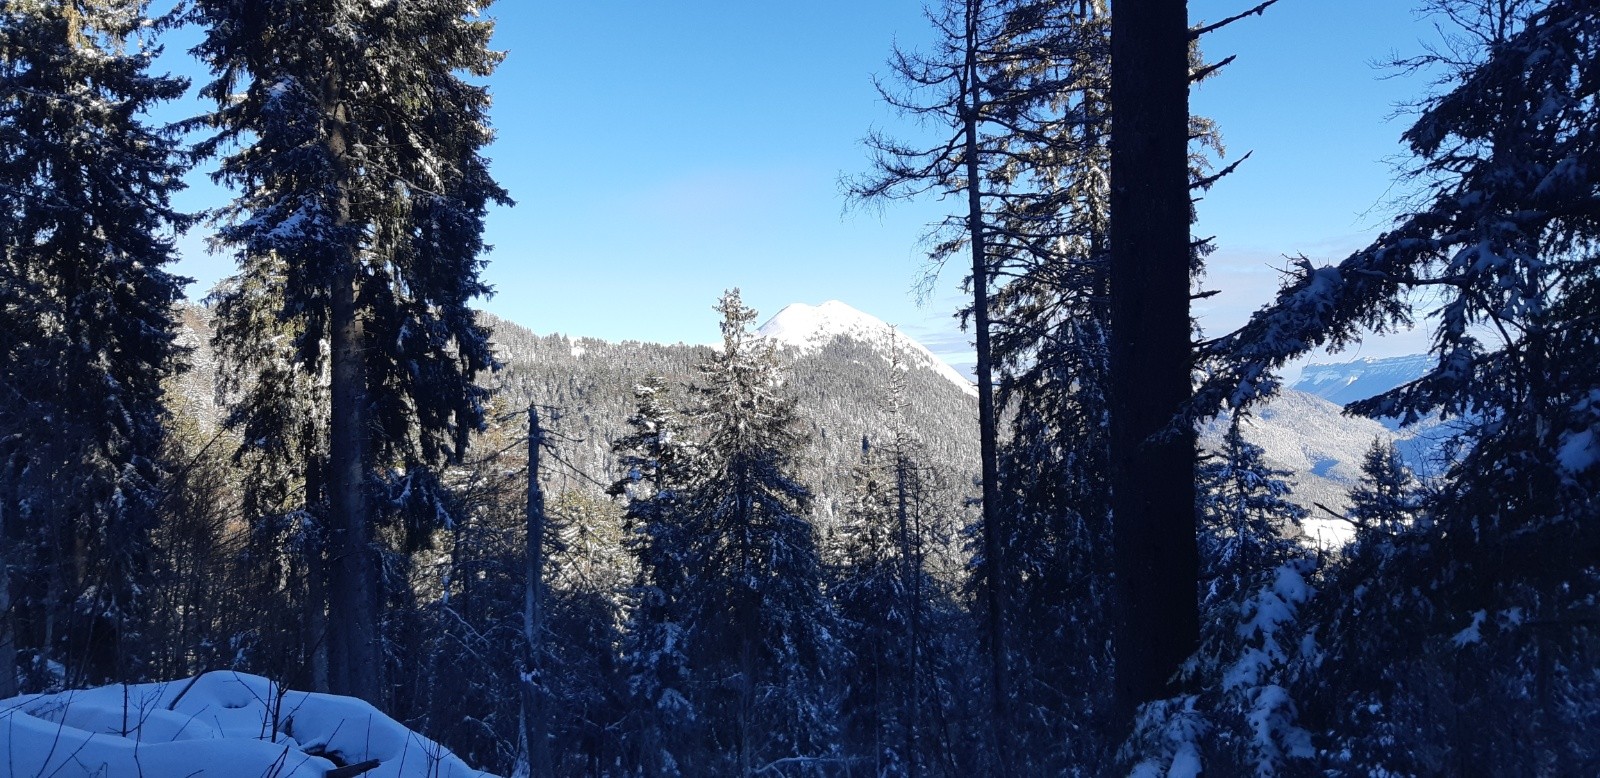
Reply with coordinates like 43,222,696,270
829,342,955,777
678,290,842,776
1197,2,1600,770
613,375,699,777
0,0,188,691
981,1,1119,767
190,0,507,704
850,3,1109,763
1346,438,1419,536
1195,415,1308,608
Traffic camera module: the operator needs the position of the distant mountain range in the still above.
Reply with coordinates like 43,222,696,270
1294,354,1435,412
756,309,1449,548
482,302,983,542
170,302,1452,551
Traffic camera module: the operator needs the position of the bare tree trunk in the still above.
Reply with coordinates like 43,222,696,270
961,0,1012,771
521,407,552,777
1108,0,1199,733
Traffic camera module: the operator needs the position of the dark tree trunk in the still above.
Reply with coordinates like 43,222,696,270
521,407,552,777
962,0,1012,770
1108,0,1199,730
325,78,379,704
328,262,378,703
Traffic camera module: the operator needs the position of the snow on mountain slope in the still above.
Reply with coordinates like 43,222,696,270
1204,390,1404,548
1209,353,1457,548
1294,354,1432,409
758,300,977,397
1291,352,1453,475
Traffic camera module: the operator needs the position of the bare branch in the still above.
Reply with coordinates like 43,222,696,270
1190,54,1238,83
1190,0,1284,39
1191,150,1252,191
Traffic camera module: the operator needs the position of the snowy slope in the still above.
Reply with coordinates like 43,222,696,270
757,301,977,397
1209,354,1452,548
1290,352,1453,472
0,672,496,777
1294,354,1432,409
1204,391,1404,548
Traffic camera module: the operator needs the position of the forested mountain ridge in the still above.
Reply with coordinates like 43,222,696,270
170,302,981,537
484,307,982,536
173,300,1440,548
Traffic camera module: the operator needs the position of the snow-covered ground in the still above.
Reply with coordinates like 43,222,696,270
0,671,496,777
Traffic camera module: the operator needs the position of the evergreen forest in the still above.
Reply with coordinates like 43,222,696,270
2,0,1598,775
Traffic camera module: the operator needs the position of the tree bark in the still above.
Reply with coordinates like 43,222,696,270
1108,0,1199,731
328,261,377,702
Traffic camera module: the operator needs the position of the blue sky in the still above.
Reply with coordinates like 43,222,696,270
165,0,1439,369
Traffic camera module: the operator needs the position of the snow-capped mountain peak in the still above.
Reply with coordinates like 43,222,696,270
757,301,976,397
759,301,892,351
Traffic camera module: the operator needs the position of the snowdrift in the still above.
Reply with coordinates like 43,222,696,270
0,671,497,777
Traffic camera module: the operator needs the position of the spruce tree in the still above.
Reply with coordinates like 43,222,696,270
1195,415,1307,611
1196,3,1600,769
1197,0,1598,533
677,290,842,776
829,439,909,775
190,0,507,704
1346,437,1419,537
539,488,631,774
850,3,1111,763
829,345,954,777
981,3,1120,768
613,375,699,777
0,0,188,691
